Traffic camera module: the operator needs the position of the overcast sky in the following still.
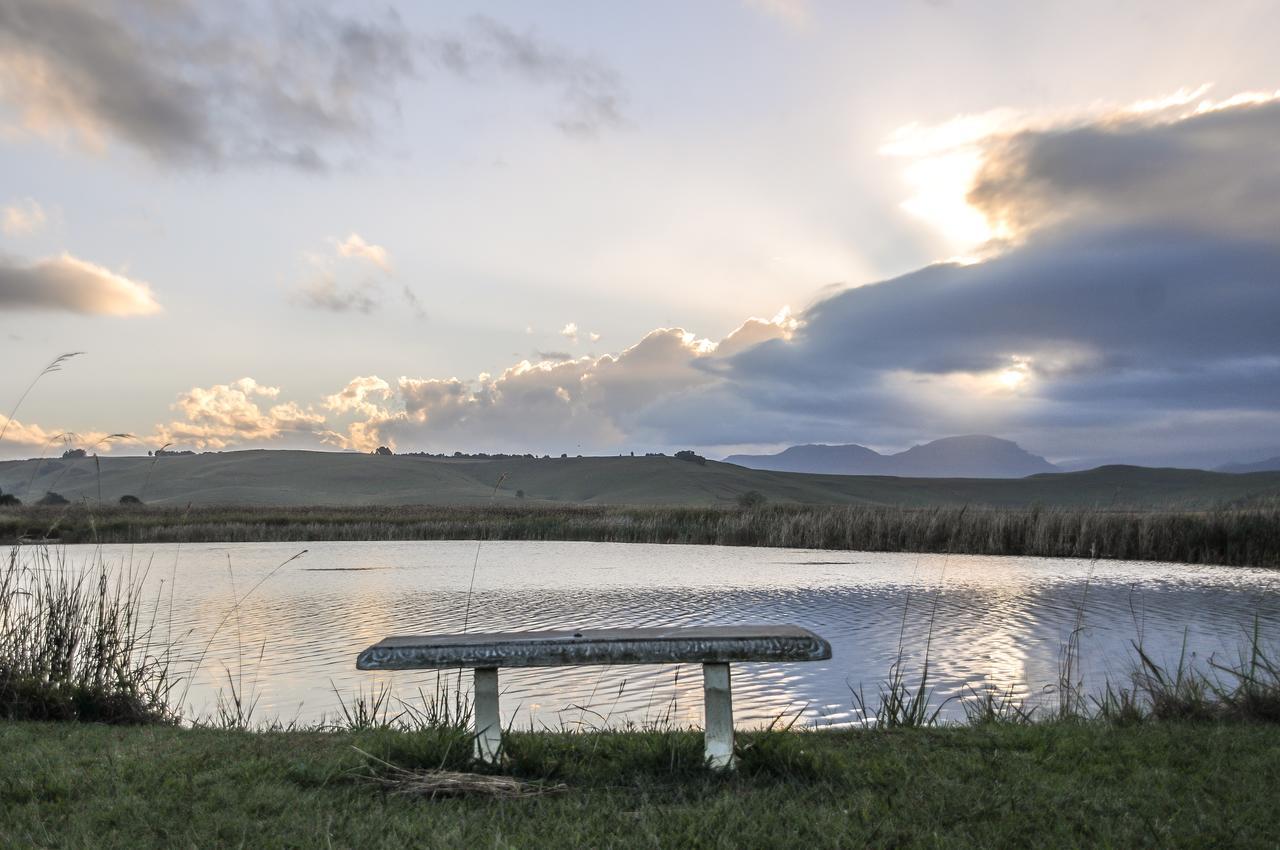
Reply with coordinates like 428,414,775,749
1,0,1278,467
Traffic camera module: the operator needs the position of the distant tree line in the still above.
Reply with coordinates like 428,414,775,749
57,447,200,459
0,490,146,507
373,449,589,460
369,447,712,463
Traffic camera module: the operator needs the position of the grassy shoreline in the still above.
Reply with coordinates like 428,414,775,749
5,539,1280,846
3,502,1279,567
5,721,1279,848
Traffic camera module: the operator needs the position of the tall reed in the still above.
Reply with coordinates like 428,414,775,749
0,543,175,722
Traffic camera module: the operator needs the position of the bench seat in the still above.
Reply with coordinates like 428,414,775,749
356,623,831,769
356,625,831,670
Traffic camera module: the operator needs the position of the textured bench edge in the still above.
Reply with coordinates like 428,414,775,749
356,624,832,670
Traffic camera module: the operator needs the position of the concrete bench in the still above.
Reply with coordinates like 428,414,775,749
356,624,831,769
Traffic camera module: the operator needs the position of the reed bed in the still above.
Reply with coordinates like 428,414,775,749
0,545,175,723
3,502,1278,566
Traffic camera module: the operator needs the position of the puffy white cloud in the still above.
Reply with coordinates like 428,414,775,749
556,324,600,346
0,414,67,452
2,198,46,235
336,233,391,272
0,253,160,315
154,378,326,450
711,307,798,359
324,375,394,418
0,413,132,460
321,312,798,453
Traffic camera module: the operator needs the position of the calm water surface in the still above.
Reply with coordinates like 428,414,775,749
63,541,1280,728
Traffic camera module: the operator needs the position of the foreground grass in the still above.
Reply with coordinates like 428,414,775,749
3,721,1279,848
5,502,1280,566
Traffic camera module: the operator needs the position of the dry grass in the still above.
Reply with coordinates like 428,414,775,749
353,748,567,799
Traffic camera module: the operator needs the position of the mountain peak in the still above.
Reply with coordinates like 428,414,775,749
724,435,1058,478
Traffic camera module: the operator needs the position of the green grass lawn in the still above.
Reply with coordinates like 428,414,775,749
4,721,1278,848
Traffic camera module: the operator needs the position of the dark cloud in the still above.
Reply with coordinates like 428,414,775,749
0,0,413,169
731,227,1280,382
0,3,627,168
705,99,1280,463
295,275,425,318
426,15,627,138
401,285,426,319
969,100,1280,239
293,274,380,314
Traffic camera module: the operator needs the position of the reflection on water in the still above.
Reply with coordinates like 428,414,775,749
56,541,1280,728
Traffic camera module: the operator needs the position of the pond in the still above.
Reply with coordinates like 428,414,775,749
53,541,1280,728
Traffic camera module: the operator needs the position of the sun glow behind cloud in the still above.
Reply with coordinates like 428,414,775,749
880,108,1021,257
991,357,1033,392
896,149,997,253
880,86,1280,261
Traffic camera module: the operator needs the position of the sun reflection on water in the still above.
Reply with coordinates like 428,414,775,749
36,541,1280,729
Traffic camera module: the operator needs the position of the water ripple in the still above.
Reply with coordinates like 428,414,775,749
44,540,1280,728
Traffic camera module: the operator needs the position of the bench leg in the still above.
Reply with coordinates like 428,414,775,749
473,667,501,764
702,662,735,770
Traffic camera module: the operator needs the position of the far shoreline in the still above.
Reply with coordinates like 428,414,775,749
2,502,1277,568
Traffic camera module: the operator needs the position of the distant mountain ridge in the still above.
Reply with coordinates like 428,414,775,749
723,435,1059,478
1217,456,1280,474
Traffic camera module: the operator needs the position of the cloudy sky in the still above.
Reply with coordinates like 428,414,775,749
1,0,1278,467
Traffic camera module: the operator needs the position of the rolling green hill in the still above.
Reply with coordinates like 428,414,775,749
3,450,1280,509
